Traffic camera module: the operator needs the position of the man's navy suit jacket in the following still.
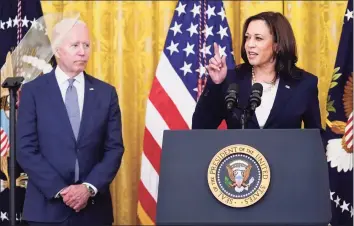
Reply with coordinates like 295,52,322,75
16,69,124,224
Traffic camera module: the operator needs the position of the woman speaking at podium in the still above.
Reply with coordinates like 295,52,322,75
192,11,322,130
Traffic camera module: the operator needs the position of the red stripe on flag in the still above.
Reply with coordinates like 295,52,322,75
0,144,9,156
0,139,8,151
143,128,161,173
138,180,156,222
345,129,353,138
149,77,189,130
345,117,353,137
0,129,9,156
0,134,7,144
347,114,353,125
218,120,227,130
345,134,353,145
1,129,6,138
344,115,353,148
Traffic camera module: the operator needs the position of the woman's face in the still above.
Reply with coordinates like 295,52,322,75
244,20,276,67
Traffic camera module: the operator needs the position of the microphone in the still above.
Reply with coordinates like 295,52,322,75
247,83,263,114
225,83,239,111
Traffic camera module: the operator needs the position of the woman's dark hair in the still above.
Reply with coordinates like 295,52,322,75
240,11,300,79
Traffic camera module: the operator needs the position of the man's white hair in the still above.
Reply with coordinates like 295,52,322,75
51,18,86,51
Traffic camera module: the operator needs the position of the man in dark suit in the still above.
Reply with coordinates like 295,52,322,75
16,18,124,225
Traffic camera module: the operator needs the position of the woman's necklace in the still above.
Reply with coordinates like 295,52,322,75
252,67,277,92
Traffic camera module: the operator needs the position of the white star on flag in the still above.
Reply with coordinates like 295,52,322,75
180,61,192,76
0,212,8,221
334,196,341,207
196,63,208,77
217,25,228,40
6,18,12,28
190,4,200,18
13,16,20,27
170,22,182,36
203,25,214,39
0,21,5,30
217,7,226,21
187,22,198,37
22,16,29,27
206,5,216,19
200,44,211,57
219,45,227,57
175,2,186,17
166,40,179,55
183,42,195,57
340,200,350,213
31,18,38,29
345,9,353,21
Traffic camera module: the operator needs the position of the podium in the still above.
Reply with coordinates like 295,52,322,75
156,129,331,226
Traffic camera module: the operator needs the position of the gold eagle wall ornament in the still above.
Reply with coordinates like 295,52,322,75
327,73,353,153
342,74,353,119
326,69,353,173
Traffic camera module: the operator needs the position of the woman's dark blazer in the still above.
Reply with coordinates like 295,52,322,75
192,64,322,130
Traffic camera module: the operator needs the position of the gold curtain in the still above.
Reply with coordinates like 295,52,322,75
41,1,347,225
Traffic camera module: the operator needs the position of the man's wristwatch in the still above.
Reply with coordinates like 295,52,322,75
84,184,95,197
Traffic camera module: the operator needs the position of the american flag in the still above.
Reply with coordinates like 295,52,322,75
0,109,10,157
137,0,235,224
0,128,9,157
324,0,353,224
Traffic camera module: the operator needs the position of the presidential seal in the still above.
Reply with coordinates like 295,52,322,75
207,144,270,208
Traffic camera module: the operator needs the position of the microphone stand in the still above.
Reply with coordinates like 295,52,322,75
240,109,246,129
1,77,24,226
229,105,249,129
240,108,251,129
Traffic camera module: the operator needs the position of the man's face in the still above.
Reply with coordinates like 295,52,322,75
56,23,91,76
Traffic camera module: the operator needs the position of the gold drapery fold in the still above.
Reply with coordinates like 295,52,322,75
40,1,347,225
